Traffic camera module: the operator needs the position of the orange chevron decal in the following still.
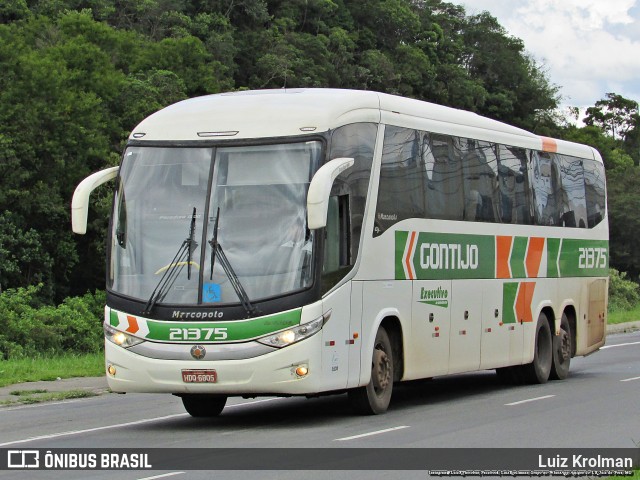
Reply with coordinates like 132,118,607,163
405,231,417,280
496,235,513,278
126,315,140,334
515,282,536,323
526,237,545,278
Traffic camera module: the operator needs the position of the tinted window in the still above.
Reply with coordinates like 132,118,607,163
557,154,588,228
583,159,606,228
375,126,425,236
498,145,533,224
462,140,499,222
423,134,465,221
324,123,376,290
530,151,561,226
373,126,604,234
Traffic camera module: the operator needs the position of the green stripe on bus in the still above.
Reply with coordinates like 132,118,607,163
509,237,528,278
546,238,561,278
502,282,519,324
409,232,495,280
110,308,302,342
395,231,608,280
395,230,410,280
558,239,609,277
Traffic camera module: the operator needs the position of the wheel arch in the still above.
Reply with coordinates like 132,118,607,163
539,305,555,331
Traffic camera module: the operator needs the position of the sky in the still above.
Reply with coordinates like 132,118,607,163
453,0,640,117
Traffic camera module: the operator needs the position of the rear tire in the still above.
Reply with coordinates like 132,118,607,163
348,327,394,415
181,394,227,417
550,313,572,380
521,313,552,384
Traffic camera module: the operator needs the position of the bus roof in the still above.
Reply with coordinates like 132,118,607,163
130,88,598,161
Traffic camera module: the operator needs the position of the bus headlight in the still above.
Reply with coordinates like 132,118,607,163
256,314,327,348
104,323,144,348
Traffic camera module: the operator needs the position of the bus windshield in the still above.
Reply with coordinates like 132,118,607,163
108,141,322,307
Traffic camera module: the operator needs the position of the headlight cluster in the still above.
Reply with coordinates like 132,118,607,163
104,323,144,348
256,313,328,348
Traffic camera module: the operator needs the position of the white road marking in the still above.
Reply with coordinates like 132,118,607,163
0,398,284,447
601,341,640,350
335,425,409,441
620,376,640,382
137,473,185,480
225,398,283,409
505,395,555,406
0,413,188,447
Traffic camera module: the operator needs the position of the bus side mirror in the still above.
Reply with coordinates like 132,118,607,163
71,166,119,234
307,157,354,230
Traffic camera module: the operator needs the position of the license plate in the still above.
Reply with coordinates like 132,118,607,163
182,369,217,383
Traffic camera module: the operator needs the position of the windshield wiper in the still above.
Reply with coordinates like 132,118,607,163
208,207,259,318
143,208,198,315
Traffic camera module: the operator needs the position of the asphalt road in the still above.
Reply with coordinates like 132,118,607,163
1,331,638,480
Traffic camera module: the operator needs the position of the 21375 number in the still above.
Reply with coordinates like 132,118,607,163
168,327,228,341
578,247,607,270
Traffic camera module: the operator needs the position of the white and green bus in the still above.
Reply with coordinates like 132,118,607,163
72,89,608,416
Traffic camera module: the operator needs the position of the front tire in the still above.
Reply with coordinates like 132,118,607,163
521,313,553,384
181,394,227,417
348,327,394,415
550,313,572,380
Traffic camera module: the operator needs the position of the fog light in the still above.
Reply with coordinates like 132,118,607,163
107,364,116,376
295,366,309,377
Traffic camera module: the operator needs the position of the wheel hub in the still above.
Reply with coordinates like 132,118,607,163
372,348,391,392
559,330,570,360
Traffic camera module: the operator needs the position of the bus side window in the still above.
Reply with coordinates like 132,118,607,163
374,126,423,236
424,134,464,221
557,154,588,228
329,123,376,253
462,140,499,222
498,145,533,225
583,159,606,228
530,151,560,226
322,195,351,294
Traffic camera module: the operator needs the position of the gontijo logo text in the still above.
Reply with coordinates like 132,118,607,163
395,231,608,280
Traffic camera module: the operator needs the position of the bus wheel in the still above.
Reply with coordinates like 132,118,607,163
348,326,394,415
550,313,571,380
522,313,552,384
181,394,227,417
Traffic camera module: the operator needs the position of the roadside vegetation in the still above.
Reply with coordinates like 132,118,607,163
608,269,640,324
0,352,104,387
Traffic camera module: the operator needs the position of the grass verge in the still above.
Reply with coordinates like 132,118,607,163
0,352,104,388
0,389,98,406
608,305,640,324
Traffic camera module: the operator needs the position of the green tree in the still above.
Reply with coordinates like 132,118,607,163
460,11,559,129
585,92,640,141
608,167,640,278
